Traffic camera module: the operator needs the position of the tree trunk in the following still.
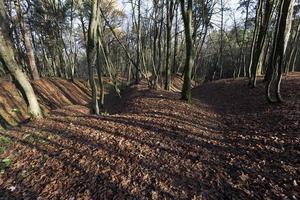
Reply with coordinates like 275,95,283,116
15,0,40,80
291,48,299,72
0,1,42,118
249,0,273,87
97,41,105,109
136,0,142,84
173,3,179,74
283,0,295,55
87,0,100,115
257,35,270,75
286,19,300,72
218,0,224,79
180,0,193,102
266,0,291,102
241,0,250,77
165,0,174,90
158,0,164,86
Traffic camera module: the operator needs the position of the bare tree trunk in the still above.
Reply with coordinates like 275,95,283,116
151,0,160,89
0,1,42,118
285,6,299,73
291,48,299,72
241,0,250,77
69,0,76,81
87,0,100,115
165,0,174,90
79,13,88,49
266,0,291,102
218,0,224,79
283,0,295,55
180,0,193,102
173,3,179,74
136,0,142,84
249,0,273,87
15,0,40,80
158,0,164,85
257,35,270,75
96,41,105,109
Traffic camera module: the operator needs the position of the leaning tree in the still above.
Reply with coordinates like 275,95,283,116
0,0,42,118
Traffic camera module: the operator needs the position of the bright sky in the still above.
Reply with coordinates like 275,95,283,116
116,0,244,30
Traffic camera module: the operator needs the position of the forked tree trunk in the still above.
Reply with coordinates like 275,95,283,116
0,1,42,118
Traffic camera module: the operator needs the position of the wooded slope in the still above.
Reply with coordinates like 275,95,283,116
0,79,90,129
0,73,299,199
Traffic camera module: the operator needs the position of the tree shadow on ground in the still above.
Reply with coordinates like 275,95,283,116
0,76,299,199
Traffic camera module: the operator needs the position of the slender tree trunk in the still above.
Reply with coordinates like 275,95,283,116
136,0,142,84
291,48,299,72
151,0,160,88
69,0,76,81
241,0,250,77
87,0,100,115
158,0,164,85
15,0,40,80
249,0,262,79
173,3,179,74
286,15,300,73
79,13,87,49
218,0,224,79
180,0,193,102
165,0,174,90
97,41,105,109
249,0,273,87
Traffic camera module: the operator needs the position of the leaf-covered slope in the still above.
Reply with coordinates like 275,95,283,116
0,78,90,128
0,73,299,199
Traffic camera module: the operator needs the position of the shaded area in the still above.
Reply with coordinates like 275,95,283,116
0,74,299,199
0,82,30,128
0,79,91,128
192,73,300,198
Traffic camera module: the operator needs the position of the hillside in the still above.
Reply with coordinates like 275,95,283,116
0,78,91,129
0,74,299,199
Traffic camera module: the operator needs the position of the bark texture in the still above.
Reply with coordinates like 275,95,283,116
0,0,42,118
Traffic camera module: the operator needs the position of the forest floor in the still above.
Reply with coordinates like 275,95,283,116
0,74,299,199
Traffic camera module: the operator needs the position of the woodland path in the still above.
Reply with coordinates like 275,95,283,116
0,74,299,199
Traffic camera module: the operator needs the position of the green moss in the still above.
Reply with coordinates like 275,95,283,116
0,157,12,173
101,112,110,116
39,155,48,166
0,136,12,154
